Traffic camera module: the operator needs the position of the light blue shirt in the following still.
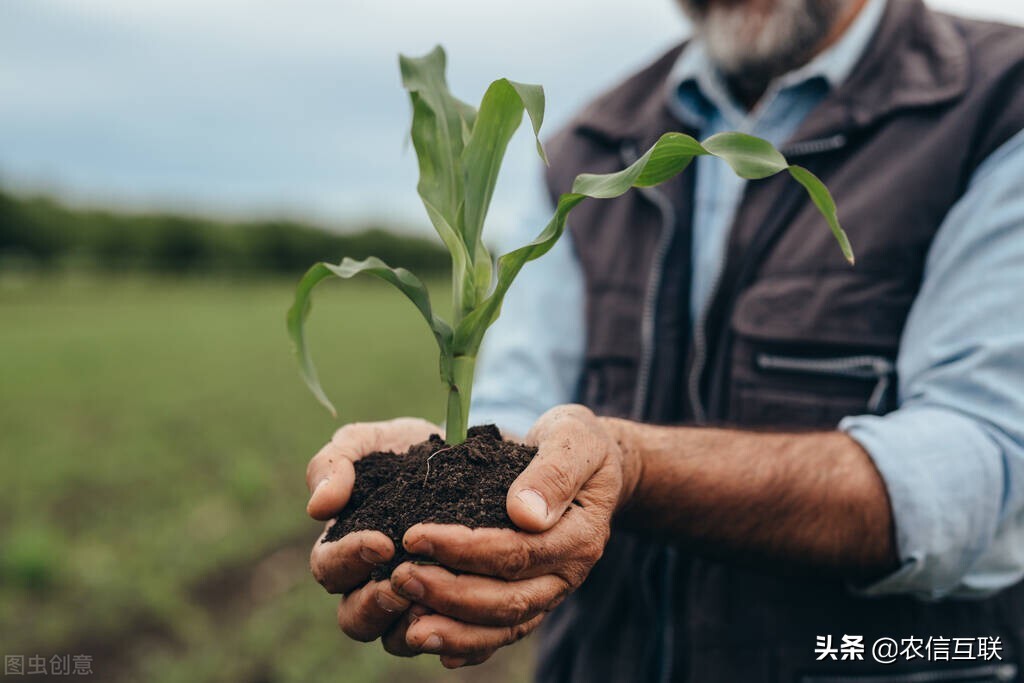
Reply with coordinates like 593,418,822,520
471,0,1024,600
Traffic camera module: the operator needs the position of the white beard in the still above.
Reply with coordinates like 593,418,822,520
679,0,849,82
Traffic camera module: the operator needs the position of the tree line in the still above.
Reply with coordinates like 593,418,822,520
0,189,449,277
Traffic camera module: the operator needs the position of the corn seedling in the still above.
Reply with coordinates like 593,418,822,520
288,46,853,445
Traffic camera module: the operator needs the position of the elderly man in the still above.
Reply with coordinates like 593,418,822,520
305,0,1024,679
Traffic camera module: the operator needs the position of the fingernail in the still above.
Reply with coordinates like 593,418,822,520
422,633,443,652
516,489,548,523
397,576,425,600
409,538,434,556
376,589,406,614
359,545,385,564
445,657,467,669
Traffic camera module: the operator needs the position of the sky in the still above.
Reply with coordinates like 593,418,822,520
2,0,1022,234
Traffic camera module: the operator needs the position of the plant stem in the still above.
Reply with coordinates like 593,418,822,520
445,355,476,445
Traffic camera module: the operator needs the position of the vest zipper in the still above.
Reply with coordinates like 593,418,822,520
687,133,850,424
620,140,678,683
755,352,895,413
687,267,722,424
620,142,678,422
782,133,848,157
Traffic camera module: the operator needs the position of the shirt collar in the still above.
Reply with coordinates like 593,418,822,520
666,0,888,128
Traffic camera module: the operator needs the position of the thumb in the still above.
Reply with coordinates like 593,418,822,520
506,422,604,533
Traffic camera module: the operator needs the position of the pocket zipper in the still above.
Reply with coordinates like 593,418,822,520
755,352,896,414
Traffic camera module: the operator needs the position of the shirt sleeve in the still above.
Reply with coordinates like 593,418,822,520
468,176,586,438
840,127,1024,600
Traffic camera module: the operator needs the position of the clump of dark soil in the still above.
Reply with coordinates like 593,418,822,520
323,424,537,579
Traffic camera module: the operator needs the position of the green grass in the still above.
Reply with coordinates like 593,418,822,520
0,273,532,682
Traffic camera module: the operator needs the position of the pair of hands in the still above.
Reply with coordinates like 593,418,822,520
304,405,640,669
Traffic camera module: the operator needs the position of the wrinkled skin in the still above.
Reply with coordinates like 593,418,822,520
305,406,639,668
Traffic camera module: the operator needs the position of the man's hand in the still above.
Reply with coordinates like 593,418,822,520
388,404,642,667
305,417,440,648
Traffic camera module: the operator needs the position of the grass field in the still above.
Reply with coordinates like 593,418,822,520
0,273,532,682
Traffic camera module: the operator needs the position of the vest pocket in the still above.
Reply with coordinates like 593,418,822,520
730,351,897,428
756,353,896,414
726,271,905,428
798,662,1018,683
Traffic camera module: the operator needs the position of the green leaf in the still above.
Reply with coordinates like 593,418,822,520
508,81,547,165
452,192,586,355
460,78,546,303
423,198,476,317
400,47,474,226
633,132,707,186
287,258,452,415
570,132,705,196
788,165,854,264
473,238,493,300
701,131,789,179
453,130,854,355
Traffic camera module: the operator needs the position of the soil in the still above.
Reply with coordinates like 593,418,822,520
323,424,537,579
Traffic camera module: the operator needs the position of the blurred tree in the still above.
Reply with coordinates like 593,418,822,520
0,188,449,279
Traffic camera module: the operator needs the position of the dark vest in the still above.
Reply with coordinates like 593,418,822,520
537,1,1024,681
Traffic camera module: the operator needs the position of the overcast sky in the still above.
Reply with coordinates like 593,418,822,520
1,0,1022,233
